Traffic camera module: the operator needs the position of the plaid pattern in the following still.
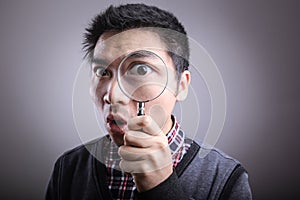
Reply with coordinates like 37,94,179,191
104,139,136,199
104,116,190,200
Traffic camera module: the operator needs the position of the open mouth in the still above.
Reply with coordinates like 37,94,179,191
106,114,127,134
113,119,126,126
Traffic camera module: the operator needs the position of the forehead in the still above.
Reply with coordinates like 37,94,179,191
93,29,170,64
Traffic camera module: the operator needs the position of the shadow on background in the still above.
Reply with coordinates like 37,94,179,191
0,0,299,199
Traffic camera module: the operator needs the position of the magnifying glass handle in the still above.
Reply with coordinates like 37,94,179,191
137,102,145,116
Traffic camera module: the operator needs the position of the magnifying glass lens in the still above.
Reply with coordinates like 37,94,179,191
117,50,168,103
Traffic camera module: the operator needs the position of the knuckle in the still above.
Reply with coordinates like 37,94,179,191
157,138,168,148
119,160,127,171
118,146,126,157
137,116,152,127
123,133,130,142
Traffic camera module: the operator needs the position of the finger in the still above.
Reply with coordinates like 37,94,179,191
119,159,154,173
118,145,149,161
124,130,154,148
124,131,168,148
127,115,163,136
118,145,171,162
119,146,173,173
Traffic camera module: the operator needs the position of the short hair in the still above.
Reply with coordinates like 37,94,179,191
83,3,190,78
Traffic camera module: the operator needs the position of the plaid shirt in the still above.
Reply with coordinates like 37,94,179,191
103,116,190,200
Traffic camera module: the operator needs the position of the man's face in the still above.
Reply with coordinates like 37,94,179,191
90,29,179,146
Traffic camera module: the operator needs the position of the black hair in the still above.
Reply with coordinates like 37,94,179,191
83,3,190,78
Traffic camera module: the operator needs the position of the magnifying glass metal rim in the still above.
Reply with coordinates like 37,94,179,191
117,49,169,103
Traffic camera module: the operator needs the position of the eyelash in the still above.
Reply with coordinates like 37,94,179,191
94,67,111,78
127,63,152,76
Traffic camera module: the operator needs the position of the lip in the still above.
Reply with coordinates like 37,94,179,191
106,114,127,134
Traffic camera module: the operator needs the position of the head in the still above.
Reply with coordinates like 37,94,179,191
83,4,191,146
83,3,190,80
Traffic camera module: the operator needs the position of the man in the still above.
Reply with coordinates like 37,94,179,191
46,4,252,200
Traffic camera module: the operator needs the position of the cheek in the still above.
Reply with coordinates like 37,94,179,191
90,79,105,106
149,104,168,129
89,81,96,101
146,93,176,127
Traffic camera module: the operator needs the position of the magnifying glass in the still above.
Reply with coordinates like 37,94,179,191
117,50,168,116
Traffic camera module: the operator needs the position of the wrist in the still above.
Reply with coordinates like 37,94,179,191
133,164,173,192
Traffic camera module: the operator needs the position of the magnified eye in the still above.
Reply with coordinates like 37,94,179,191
94,67,110,77
128,63,152,76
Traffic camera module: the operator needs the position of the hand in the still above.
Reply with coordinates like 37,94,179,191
118,115,173,192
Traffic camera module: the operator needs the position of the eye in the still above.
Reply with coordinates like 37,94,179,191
127,63,152,76
94,67,110,77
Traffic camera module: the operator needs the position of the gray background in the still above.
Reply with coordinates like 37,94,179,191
0,0,299,199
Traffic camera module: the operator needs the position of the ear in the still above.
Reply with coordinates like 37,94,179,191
176,70,191,101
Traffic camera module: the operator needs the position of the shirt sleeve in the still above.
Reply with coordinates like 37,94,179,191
134,170,187,200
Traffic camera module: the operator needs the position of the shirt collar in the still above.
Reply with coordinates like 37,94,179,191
166,115,186,164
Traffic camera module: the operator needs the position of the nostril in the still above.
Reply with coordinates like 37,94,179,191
103,93,111,104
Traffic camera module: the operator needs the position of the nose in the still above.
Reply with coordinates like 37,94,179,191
103,78,130,105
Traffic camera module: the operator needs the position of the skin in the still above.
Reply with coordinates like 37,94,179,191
90,29,191,192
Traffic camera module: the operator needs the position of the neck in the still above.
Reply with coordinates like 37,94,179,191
162,115,174,135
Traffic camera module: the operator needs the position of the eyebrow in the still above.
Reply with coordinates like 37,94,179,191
91,50,159,66
128,50,158,60
91,58,109,66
